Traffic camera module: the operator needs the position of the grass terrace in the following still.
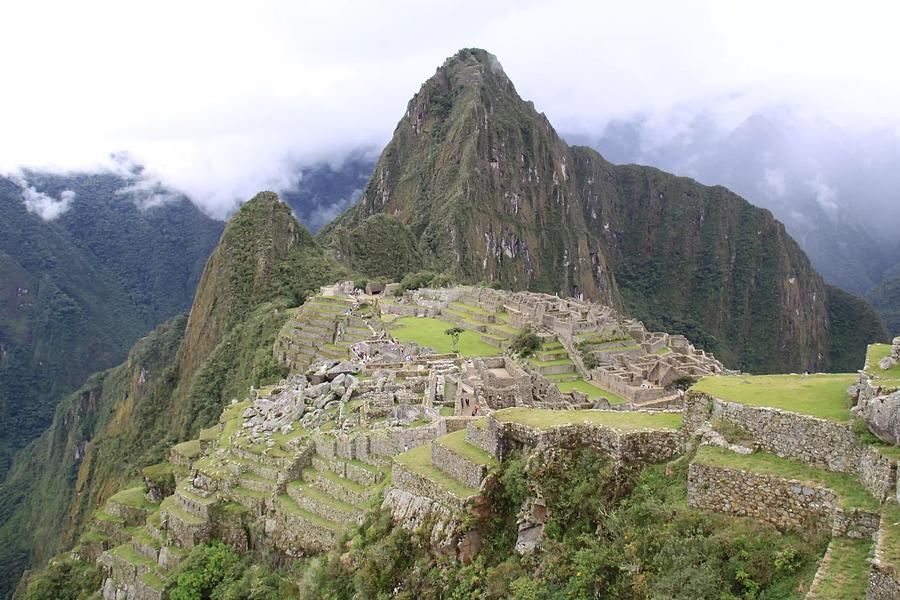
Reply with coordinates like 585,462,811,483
694,446,878,511
389,316,498,357
556,379,629,405
108,486,153,509
492,407,682,431
866,344,900,386
882,502,900,568
394,443,478,498
436,430,498,468
808,538,873,600
691,374,856,422
111,543,158,570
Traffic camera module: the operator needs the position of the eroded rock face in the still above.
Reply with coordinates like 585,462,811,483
860,390,900,445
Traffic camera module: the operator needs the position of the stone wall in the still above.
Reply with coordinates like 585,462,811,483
432,442,487,489
687,462,879,540
493,417,682,467
391,461,467,511
466,421,502,460
684,391,898,502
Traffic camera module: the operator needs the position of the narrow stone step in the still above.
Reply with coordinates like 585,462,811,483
311,454,382,486
225,454,282,480
286,480,358,523
303,468,369,507
237,471,279,494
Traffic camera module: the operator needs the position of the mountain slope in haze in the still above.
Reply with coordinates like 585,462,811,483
571,109,900,332
281,152,376,232
322,48,886,373
0,192,348,597
0,172,222,477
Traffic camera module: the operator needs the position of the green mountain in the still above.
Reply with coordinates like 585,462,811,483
0,172,222,476
0,192,347,597
867,259,900,335
322,48,887,373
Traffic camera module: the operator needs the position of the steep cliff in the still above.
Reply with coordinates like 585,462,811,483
322,48,887,373
0,192,347,597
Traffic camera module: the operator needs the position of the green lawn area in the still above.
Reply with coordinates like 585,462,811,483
439,405,454,416
394,443,478,498
108,486,153,509
691,374,856,422
276,495,340,530
436,430,498,467
493,407,682,431
172,439,203,458
694,446,878,510
807,537,873,600
881,503,900,568
556,379,629,405
390,317,498,357
866,344,900,385
528,356,574,367
112,543,159,569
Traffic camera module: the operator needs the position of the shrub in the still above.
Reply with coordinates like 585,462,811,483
510,328,541,358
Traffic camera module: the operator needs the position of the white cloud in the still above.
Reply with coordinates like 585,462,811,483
809,173,840,218
13,176,75,220
1,0,900,217
761,168,787,198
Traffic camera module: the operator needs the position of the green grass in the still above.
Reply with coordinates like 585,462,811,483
132,527,161,551
881,503,900,568
691,374,856,422
808,537,873,600
694,446,878,510
177,483,219,506
160,496,206,525
288,481,355,513
140,571,166,591
276,494,340,530
389,317,498,357
493,408,682,431
866,344,900,385
94,510,125,525
436,430,498,467
111,543,158,569
172,439,202,459
439,405,454,416
394,443,478,498
108,486,153,509
527,357,574,367
450,301,491,316
655,347,671,356
79,529,110,544
311,468,367,494
219,399,252,423
556,379,629,405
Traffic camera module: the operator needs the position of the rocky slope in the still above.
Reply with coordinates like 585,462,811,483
0,192,346,598
322,48,887,373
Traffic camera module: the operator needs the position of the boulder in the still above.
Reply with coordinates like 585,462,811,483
305,382,331,398
879,357,896,371
860,390,900,445
328,361,361,377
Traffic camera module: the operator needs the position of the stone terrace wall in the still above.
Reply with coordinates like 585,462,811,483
493,418,683,467
391,462,467,511
431,442,487,489
466,421,502,460
688,462,879,540
869,516,900,600
684,392,898,502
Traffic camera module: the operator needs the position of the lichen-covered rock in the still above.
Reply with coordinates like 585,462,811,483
860,390,900,445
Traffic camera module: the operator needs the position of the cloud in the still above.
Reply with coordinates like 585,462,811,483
1,1,900,218
12,176,75,220
760,168,787,199
809,173,840,218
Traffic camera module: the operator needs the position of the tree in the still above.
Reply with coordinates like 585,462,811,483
445,327,464,353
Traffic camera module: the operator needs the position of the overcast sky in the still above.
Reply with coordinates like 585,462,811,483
3,0,900,218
